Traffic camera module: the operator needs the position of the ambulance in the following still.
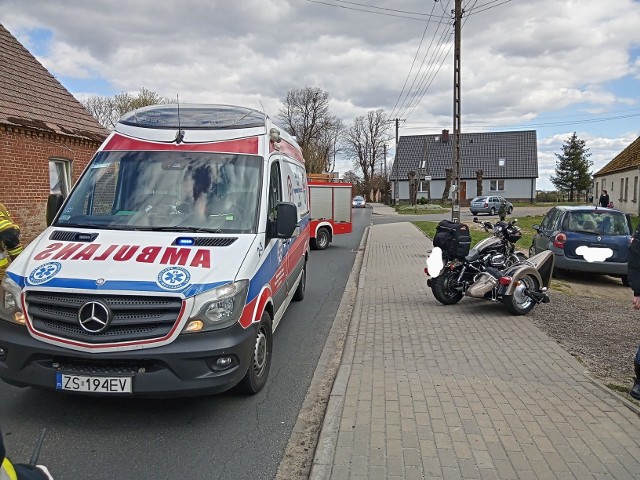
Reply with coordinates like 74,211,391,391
0,104,309,397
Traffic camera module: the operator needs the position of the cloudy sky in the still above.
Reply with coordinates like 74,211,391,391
2,0,640,190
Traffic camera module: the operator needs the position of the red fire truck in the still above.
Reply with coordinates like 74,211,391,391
307,177,353,250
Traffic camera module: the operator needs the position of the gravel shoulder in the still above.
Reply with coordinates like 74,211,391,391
529,270,638,398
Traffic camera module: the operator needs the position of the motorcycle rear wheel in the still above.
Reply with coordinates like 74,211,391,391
431,270,464,305
503,274,539,315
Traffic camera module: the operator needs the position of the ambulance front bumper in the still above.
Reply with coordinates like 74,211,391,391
0,321,257,397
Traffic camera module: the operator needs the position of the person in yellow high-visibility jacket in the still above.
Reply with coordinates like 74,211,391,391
0,203,24,279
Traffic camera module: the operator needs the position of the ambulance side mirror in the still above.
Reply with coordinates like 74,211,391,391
46,193,64,226
275,202,298,239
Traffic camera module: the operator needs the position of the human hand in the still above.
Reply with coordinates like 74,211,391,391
633,295,640,310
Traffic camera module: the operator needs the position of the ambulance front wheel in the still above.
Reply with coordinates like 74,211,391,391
237,311,273,394
312,228,330,250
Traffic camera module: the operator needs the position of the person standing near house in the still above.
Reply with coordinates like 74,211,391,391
599,190,609,208
626,221,640,400
498,198,507,222
0,203,24,279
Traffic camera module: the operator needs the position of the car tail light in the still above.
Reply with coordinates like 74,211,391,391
424,267,429,275
484,202,488,207
553,233,567,249
499,276,512,286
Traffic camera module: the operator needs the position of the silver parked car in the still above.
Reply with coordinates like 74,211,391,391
470,196,513,216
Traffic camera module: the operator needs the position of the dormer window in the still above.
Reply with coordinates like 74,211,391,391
498,158,506,167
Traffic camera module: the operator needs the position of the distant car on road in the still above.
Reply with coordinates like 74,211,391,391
470,196,513,216
352,196,366,208
529,205,633,285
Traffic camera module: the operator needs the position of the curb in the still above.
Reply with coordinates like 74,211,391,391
582,371,640,418
275,226,370,480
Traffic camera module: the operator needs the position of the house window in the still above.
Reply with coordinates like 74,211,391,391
49,158,72,197
624,177,629,202
498,158,506,167
418,180,429,192
634,177,638,202
419,160,427,169
489,180,504,191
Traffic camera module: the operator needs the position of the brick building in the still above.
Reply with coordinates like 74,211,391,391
0,24,107,244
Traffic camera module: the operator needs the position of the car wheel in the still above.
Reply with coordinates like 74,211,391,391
471,211,477,215
490,207,496,215
293,262,306,301
621,274,630,287
507,206,513,214
237,311,273,394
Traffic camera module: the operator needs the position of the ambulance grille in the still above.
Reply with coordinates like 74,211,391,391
25,291,183,344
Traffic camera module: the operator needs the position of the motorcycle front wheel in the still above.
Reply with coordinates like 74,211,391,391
431,270,464,305
503,274,539,315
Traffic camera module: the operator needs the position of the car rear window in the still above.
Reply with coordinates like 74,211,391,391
474,197,487,201
563,211,631,235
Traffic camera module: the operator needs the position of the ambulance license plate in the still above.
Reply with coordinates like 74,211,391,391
56,372,132,393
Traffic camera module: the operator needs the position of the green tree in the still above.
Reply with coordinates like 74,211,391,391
550,132,593,202
82,87,171,130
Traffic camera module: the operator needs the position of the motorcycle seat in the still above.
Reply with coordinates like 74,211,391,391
465,251,483,262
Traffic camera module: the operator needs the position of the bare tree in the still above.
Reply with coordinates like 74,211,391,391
82,87,171,130
277,87,342,174
442,168,453,203
342,109,392,195
342,170,361,185
476,169,483,197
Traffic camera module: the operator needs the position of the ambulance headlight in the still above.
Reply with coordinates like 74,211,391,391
183,280,249,333
0,276,26,326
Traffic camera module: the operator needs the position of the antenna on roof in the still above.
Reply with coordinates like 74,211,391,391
259,99,266,116
174,94,184,144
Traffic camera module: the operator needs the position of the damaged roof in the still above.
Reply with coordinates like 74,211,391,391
0,23,107,142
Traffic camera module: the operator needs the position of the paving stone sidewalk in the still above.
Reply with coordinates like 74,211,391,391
311,221,640,479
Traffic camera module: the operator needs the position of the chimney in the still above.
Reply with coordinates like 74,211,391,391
441,129,449,143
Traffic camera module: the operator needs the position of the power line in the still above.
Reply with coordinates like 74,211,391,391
334,0,446,18
402,111,640,130
388,1,440,119
304,0,451,23
391,2,454,119
466,0,513,15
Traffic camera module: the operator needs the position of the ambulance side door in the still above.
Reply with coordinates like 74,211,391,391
266,159,288,312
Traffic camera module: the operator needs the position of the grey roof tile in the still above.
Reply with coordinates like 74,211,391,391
391,130,538,180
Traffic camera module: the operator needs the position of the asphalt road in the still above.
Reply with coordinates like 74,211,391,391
0,208,370,480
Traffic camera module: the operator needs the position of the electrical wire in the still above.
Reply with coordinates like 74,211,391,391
304,0,451,23
466,0,513,16
387,1,440,119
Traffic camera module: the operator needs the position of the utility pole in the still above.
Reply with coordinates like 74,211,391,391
451,0,463,222
392,118,406,204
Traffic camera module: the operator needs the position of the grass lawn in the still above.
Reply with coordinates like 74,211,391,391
414,214,544,253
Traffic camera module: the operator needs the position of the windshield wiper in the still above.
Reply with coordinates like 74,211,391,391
53,223,105,229
134,226,224,234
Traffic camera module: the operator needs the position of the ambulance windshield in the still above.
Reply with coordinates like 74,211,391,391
55,151,263,234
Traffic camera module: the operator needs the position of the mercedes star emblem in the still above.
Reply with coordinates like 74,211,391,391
78,301,112,333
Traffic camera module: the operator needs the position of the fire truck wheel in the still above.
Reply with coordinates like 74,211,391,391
237,311,272,394
314,228,330,250
293,262,306,301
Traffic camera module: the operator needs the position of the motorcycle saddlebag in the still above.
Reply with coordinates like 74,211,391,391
433,220,472,260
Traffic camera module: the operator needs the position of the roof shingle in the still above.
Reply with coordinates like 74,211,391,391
0,24,107,142
391,130,538,180
594,136,640,176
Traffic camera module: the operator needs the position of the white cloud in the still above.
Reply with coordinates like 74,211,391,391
2,0,640,186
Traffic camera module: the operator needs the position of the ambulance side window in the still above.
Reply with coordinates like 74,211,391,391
267,161,282,242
